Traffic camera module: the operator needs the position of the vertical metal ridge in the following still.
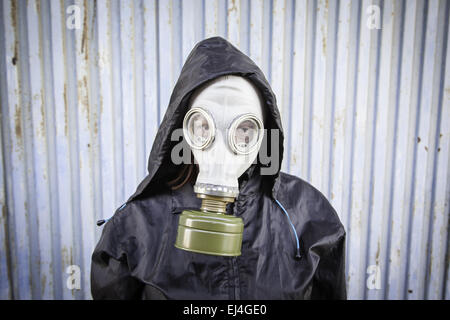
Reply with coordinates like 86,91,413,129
173,0,182,80
64,0,83,300
155,0,161,126
288,0,307,180
266,0,273,84
245,0,250,56
2,0,21,300
439,0,450,300
142,0,159,159
201,0,206,40
326,0,340,201
52,0,75,300
331,0,350,225
424,0,449,300
97,0,115,228
73,0,96,299
404,0,428,299
364,0,384,300
286,0,296,173
304,0,317,183
0,0,14,300
109,0,124,208
344,0,361,295
224,0,229,38
417,0,444,297
133,0,146,184
19,0,40,299
384,0,406,300
259,0,270,76
39,0,60,299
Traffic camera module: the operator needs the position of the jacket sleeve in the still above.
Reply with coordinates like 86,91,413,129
90,217,143,299
311,229,347,300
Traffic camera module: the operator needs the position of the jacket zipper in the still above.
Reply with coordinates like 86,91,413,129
231,257,240,299
231,201,240,300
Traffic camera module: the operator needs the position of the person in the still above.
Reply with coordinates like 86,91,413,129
90,37,346,300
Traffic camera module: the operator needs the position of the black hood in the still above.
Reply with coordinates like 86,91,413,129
127,37,284,202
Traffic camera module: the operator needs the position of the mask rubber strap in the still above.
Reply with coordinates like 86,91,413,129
275,199,302,260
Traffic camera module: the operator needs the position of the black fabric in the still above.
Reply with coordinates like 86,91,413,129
91,37,346,300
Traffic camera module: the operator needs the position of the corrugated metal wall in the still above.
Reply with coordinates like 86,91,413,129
0,0,449,300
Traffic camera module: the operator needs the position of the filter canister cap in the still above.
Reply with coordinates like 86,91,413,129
178,210,244,234
175,210,244,256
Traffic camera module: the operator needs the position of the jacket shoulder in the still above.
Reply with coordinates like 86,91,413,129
277,172,345,236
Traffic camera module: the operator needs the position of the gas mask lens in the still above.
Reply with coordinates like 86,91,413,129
183,108,215,149
183,109,263,154
229,115,263,155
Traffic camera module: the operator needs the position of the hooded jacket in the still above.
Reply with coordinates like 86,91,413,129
91,37,346,300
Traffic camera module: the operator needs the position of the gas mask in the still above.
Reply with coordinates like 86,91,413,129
175,75,264,256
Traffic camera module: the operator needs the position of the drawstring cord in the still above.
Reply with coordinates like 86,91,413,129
275,199,302,260
96,217,111,226
96,203,127,226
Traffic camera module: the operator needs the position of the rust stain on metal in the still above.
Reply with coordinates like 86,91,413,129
92,0,97,39
322,28,327,56
11,0,19,67
2,204,14,299
83,76,89,115
93,111,98,135
228,0,237,14
428,251,433,279
106,0,111,37
62,246,73,268
41,274,46,294
81,0,89,60
375,241,380,264
129,1,133,26
10,0,17,32
14,104,22,146
40,89,45,138
167,1,172,26
321,0,329,56
36,0,41,19
99,93,103,116
78,76,90,122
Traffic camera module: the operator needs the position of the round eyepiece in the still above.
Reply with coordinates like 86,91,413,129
228,114,263,155
183,107,215,150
